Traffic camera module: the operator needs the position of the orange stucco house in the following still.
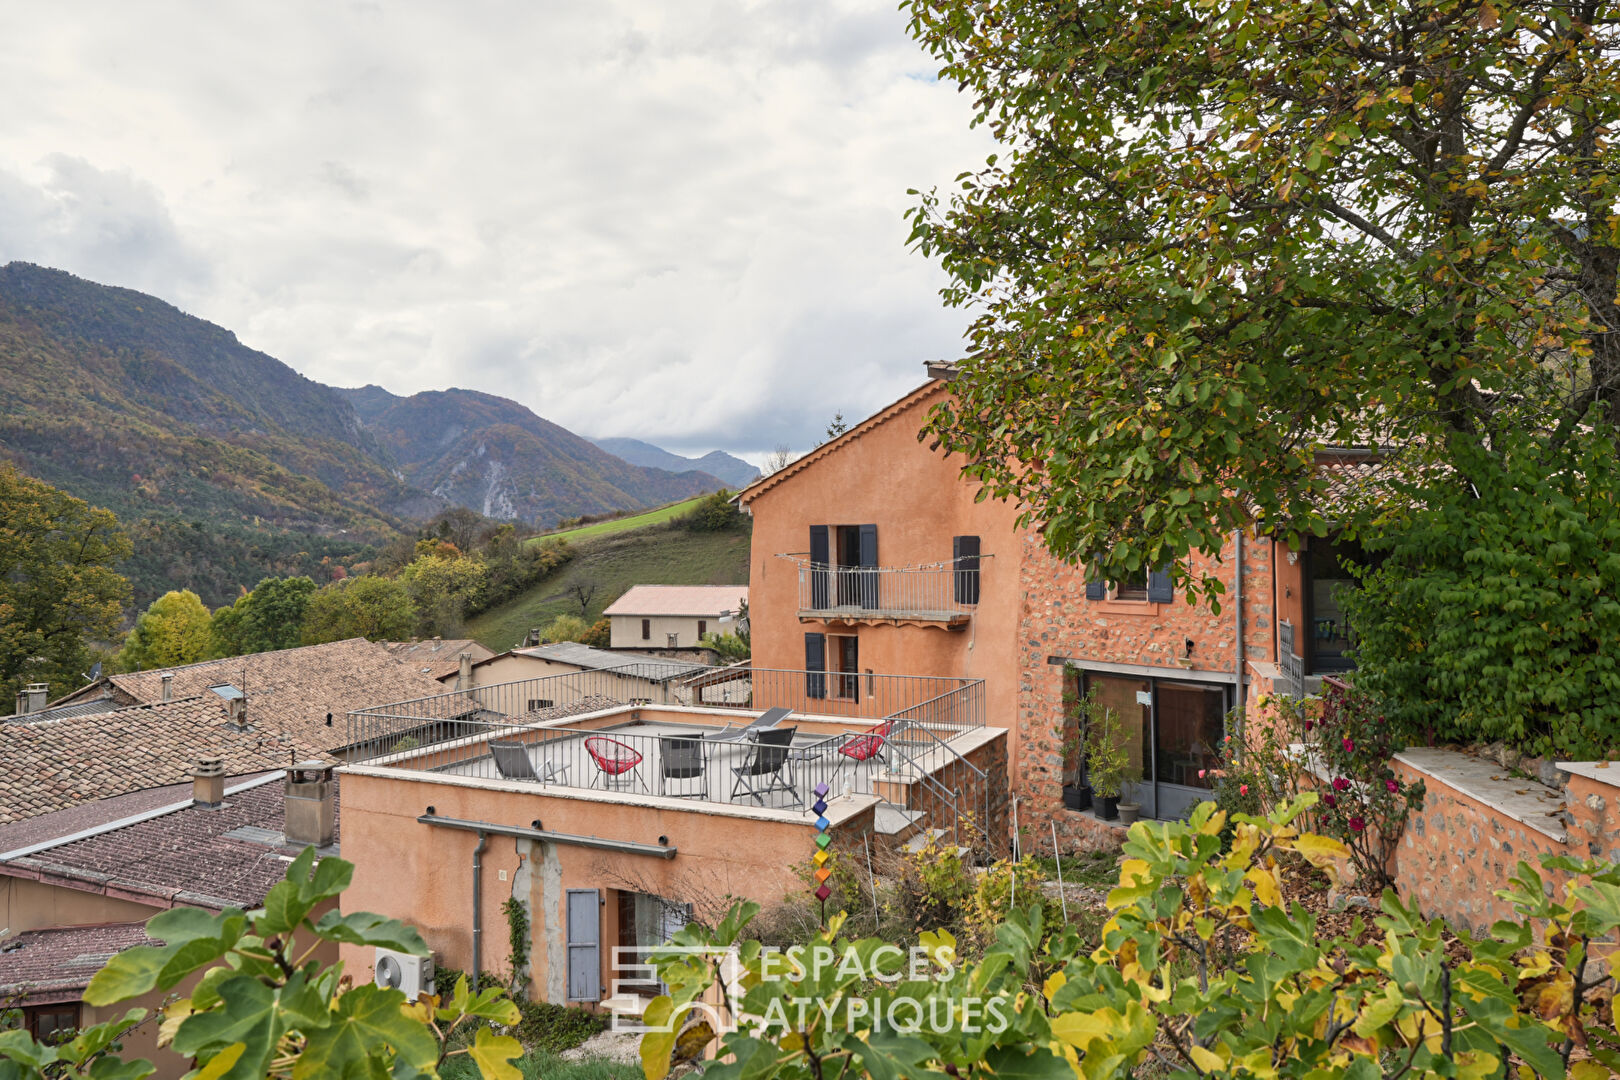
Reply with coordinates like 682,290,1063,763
737,364,1366,847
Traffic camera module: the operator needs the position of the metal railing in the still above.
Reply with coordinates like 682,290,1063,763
785,557,988,621
345,665,993,850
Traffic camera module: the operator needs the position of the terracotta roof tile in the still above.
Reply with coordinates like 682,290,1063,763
5,640,442,825
382,639,495,680
4,776,338,912
0,923,155,1000
602,585,747,618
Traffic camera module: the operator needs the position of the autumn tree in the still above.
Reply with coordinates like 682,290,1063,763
0,465,131,707
906,0,1620,597
118,589,214,670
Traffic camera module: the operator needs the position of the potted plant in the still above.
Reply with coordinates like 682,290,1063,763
1117,782,1144,825
1056,681,1091,811
1085,699,1131,821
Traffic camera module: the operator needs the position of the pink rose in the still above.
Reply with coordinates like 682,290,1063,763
1385,779,1398,793
1240,784,1249,796
1197,769,1206,779
1332,777,1350,791
1349,816,1366,832
1343,737,1355,752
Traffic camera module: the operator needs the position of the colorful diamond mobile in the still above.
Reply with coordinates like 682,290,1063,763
812,782,832,919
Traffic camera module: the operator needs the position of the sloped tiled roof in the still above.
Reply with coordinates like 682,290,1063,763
0,699,302,826
3,775,335,912
0,923,155,1002
382,638,495,680
5,640,443,826
603,585,748,618
512,642,707,682
6,698,123,725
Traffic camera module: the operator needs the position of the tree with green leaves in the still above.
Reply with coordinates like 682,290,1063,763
905,0,1620,600
117,589,213,671
401,552,488,637
0,465,131,708
210,576,318,658
301,575,417,644
0,848,522,1080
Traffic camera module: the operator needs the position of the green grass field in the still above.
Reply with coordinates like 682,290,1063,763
468,522,750,651
530,496,709,544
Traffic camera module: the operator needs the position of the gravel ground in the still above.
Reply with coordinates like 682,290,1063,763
560,1029,644,1065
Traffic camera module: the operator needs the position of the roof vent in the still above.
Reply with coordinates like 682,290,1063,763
161,673,174,703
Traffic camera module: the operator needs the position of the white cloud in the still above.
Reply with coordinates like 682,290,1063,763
0,0,994,457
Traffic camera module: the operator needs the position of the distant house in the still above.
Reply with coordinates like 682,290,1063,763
383,638,496,682
447,642,709,710
0,762,340,1076
602,585,748,650
1,639,445,826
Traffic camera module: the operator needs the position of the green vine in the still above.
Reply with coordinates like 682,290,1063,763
501,896,530,993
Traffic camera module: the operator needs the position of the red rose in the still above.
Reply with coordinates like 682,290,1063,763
1385,779,1398,793
1349,816,1366,832
1332,777,1350,791
1323,794,1337,807
1343,737,1355,752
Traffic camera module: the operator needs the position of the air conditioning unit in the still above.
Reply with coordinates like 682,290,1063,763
373,948,435,1001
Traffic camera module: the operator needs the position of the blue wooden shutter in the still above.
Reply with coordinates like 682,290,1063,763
1084,574,1106,601
805,632,826,699
857,525,878,608
809,525,830,609
565,889,600,1001
953,535,981,604
1147,567,1174,603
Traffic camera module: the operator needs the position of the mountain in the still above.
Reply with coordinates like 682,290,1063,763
338,386,726,527
0,263,727,605
591,437,759,488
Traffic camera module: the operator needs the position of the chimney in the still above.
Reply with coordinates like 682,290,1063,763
226,697,247,728
13,683,48,716
161,673,174,703
284,761,336,848
525,628,541,648
457,651,473,690
193,755,225,808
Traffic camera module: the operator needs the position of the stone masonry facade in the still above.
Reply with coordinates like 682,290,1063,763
1013,531,1278,852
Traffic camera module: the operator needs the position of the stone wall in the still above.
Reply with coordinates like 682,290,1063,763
1012,532,1279,850
1392,750,1620,934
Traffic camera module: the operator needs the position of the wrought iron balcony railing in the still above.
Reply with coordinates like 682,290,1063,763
786,557,987,626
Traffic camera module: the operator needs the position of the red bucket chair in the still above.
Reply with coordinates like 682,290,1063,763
585,735,647,792
838,720,895,772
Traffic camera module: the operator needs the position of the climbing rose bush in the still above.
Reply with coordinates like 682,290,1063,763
1311,680,1425,891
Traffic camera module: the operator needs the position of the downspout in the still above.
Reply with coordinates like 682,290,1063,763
1233,530,1245,715
471,830,488,989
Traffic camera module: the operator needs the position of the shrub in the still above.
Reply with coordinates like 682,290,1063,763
643,800,1620,1080
542,614,591,643
891,832,974,937
681,490,741,532
1310,680,1426,892
579,618,611,648
1344,422,1620,759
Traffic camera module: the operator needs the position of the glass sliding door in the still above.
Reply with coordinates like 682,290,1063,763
1081,673,1154,819
1152,681,1227,820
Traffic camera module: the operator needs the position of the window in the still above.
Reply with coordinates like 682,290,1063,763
25,1005,79,1044
528,699,554,711
1113,570,1149,602
641,619,650,640
697,620,706,639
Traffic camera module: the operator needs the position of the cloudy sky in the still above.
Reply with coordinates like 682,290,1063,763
0,1,995,464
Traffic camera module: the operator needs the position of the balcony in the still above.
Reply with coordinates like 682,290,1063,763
786,558,985,628
343,665,998,851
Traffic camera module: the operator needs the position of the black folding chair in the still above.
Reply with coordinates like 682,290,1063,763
659,736,709,799
488,739,569,784
730,727,799,806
